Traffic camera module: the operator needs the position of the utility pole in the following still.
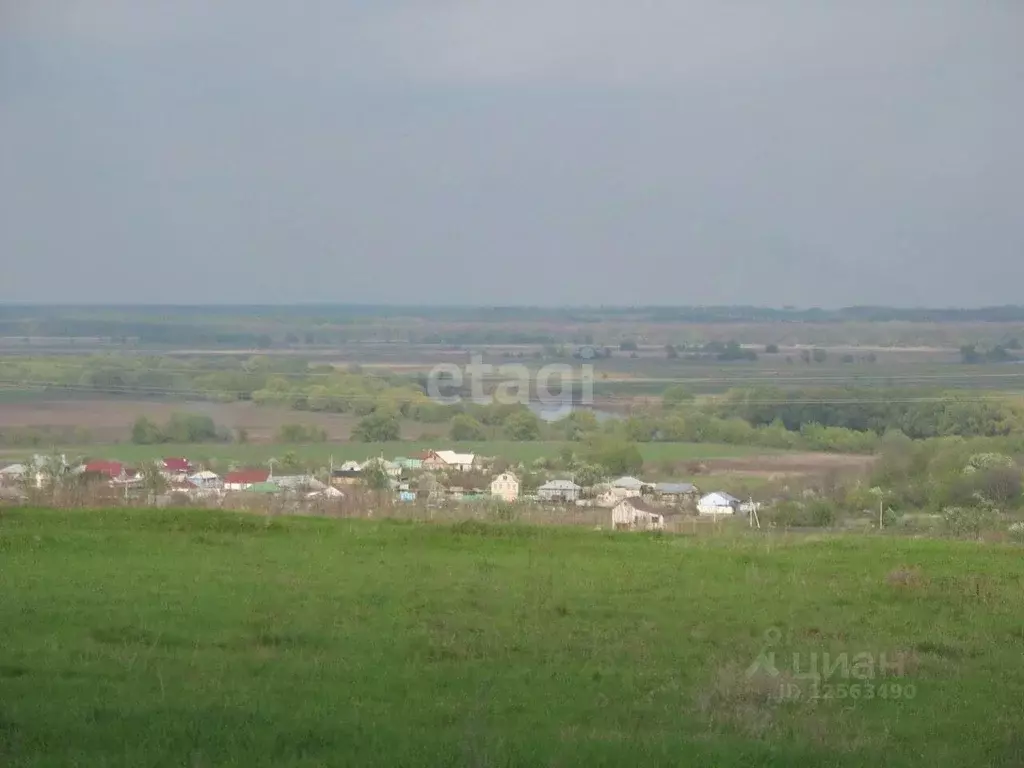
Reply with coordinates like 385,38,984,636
879,498,884,530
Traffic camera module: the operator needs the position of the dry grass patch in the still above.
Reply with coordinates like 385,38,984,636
695,663,813,739
886,565,927,589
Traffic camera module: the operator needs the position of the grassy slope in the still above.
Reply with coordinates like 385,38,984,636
34,441,773,466
2,510,1023,767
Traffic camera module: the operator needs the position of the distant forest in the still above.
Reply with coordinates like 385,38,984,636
2,304,1024,349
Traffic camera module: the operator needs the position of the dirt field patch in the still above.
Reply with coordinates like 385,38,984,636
698,452,875,478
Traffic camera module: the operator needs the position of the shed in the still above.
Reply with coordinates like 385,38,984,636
612,498,674,531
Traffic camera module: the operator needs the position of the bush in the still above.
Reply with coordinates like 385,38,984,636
131,416,163,445
767,500,837,528
450,414,487,441
276,424,328,443
503,411,541,441
352,410,401,442
942,506,997,538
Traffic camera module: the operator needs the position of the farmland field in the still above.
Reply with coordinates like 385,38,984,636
2,509,1023,766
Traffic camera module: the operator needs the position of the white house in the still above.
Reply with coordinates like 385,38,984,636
0,463,30,487
612,498,669,531
490,472,520,502
422,450,476,472
697,492,740,516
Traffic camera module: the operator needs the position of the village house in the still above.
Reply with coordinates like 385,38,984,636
612,497,674,531
223,469,271,491
393,456,423,472
186,470,222,491
3,455,69,488
273,475,326,494
330,461,363,487
653,482,698,503
166,476,201,496
697,491,740,516
421,450,476,472
0,463,27,487
537,480,582,503
161,457,193,478
489,472,520,502
81,460,129,481
611,476,652,494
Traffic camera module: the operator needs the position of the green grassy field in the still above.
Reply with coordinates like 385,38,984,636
15,441,775,467
2,509,1023,767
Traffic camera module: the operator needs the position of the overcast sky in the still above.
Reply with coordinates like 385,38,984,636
2,1,1022,307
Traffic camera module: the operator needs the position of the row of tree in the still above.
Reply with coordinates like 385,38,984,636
131,414,229,445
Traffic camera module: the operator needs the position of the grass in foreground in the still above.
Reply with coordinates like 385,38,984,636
2,510,1023,767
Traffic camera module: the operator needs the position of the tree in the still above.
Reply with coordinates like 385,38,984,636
619,340,638,352
131,416,163,445
362,463,391,491
279,451,303,473
352,410,401,442
572,462,606,489
163,413,218,443
665,344,679,359
662,384,694,408
960,344,982,364
811,348,828,364
142,461,169,498
503,410,541,441
765,344,780,354
584,437,644,476
716,341,757,361
557,410,599,441
450,414,487,441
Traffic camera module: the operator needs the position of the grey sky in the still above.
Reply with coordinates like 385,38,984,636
2,1,1022,306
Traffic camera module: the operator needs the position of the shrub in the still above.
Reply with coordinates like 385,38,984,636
942,506,997,539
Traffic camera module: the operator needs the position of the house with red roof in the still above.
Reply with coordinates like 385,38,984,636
223,469,271,491
162,457,193,476
82,460,127,480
